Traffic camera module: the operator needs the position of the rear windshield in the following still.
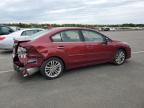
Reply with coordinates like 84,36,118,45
31,30,49,40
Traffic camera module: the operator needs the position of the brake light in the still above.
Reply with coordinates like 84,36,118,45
0,36,5,40
17,47,27,58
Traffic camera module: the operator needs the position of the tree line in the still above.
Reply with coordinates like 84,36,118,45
1,23,144,28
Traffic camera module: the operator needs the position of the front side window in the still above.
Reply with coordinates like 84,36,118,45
82,30,104,43
61,30,81,42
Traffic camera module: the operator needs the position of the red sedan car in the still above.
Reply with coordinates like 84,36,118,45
13,27,131,79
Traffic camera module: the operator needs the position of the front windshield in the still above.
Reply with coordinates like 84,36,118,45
31,30,49,40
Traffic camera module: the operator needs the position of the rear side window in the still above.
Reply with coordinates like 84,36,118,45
51,33,62,42
61,30,81,42
82,30,104,42
21,30,41,36
51,30,82,42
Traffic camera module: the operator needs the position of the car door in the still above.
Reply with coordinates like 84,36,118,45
81,30,113,62
51,30,87,67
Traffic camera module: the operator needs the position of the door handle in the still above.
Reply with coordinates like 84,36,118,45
86,45,93,48
57,46,64,49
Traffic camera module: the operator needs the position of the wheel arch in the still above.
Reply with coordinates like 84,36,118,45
117,47,128,59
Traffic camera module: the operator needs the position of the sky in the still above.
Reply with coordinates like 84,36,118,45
0,0,144,24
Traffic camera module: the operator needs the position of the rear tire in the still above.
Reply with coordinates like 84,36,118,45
113,49,126,65
40,57,64,80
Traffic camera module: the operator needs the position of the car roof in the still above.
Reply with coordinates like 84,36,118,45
30,27,99,40
12,28,43,33
5,28,44,36
20,28,44,31
51,27,93,31
0,25,12,28
0,25,6,27
47,27,97,34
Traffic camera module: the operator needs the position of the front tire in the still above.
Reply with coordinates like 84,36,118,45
113,49,126,65
40,57,64,80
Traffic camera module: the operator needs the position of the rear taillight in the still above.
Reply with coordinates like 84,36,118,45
0,36,5,40
17,47,27,58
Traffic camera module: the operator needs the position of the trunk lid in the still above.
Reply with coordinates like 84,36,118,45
13,39,30,50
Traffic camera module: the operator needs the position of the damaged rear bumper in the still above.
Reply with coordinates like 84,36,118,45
13,64,39,77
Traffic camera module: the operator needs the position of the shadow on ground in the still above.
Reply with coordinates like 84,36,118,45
4,57,131,84
9,63,116,82
0,50,12,55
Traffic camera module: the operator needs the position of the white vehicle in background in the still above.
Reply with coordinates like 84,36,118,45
0,28,44,50
109,27,117,31
10,26,21,31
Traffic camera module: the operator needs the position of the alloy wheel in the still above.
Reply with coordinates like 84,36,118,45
114,50,126,65
44,60,62,78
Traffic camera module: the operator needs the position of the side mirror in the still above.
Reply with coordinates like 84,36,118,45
103,37,111,45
